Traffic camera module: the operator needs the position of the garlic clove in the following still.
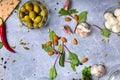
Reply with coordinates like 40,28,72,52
109,17,118,25
105,21,113,29
117,16,120,22
104,12,113,20
112,24,120,33
114,9,120,17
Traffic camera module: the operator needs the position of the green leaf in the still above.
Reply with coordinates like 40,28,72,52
101,28,111,38
49,67,57,80
49,31,56,42
78,11,88,23
68,52,79,65
70,63,76,72
58,44,63,53
59,53,65,67
15,5,19,10
58,8,77,15
82,66,92,80
42,44,53,52
0,42,3,49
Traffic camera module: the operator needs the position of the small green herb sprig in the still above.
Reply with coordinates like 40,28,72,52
42,30,83,80
82,66,92,80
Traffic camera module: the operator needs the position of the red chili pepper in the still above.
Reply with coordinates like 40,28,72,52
0,18,15,53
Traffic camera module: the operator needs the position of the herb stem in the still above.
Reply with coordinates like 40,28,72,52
69,15,74,18
53,54,60,67
63,44,71,53
65,61,71,63
92,24,102,30
74,22,79,33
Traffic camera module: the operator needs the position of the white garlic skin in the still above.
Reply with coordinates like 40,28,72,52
91,64,106,78
104,12,113,20
105,21,113,29
112,24,120,33
108,17,118,25
76,23,91,37
114,9,120,17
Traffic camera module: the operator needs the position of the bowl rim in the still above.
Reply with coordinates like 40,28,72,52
105,64,120,80
18,1,49,29
103,5,120,34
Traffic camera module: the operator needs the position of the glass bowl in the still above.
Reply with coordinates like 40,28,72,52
18,1,48,29
106,64,120,80
104,5,120,33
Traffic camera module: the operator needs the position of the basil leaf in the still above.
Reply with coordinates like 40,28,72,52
101,28,111,38
59,53,65,67
49,31,56,42
78,11,88,23
0,42,3,49
49,67,57,80
70,63,76,72
59,8,77,15
68,52,79,65
42,44,53,52
82,66,92,80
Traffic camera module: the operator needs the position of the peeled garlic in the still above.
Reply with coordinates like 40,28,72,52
114,9,120,17
76,23,91,37
91,64,106,78
117,16,120,22
112,24,120,33
105,21,113,29
109,17,118,25
104,12,113,20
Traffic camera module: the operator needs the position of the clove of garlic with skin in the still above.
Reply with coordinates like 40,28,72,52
105,21,113,29
91,64,106,78
108,17,118,25
76,23,91,37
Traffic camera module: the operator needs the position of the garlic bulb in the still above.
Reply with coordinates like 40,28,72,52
104,12,113,20
109,17,118,25
105,21,113,29
114,9,120,17
112,24,120,33
76,23,91,37
91,64,106,78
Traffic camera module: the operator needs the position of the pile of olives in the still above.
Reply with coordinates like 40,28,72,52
19,1,48,29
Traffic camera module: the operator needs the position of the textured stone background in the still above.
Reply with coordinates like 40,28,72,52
0,0,120,80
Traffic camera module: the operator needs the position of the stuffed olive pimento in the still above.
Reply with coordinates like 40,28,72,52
19,1,48,29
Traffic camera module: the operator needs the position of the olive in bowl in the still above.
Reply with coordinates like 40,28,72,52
19,1,48,29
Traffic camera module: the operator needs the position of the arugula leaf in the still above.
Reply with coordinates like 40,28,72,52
49,31,56,42
82,66,92,80
59,8,77,15
49,67,57,80
78,11,88,23
0,42,3,49
68,52,80,65
101,28,111,38
59,53,65,67
70,63,76,72
42,44,53,52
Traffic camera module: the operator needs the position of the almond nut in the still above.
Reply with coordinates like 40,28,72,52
64,17,71,22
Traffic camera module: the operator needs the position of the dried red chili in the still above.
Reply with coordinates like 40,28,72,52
0,18,15,53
